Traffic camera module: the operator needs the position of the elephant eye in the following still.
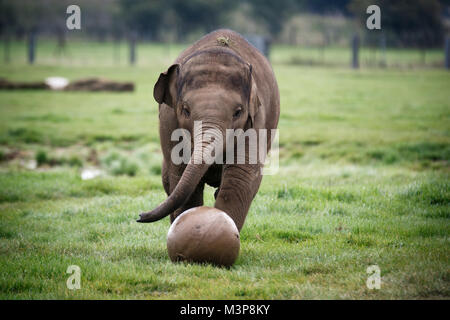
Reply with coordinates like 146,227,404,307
233,107,242,119
181,105,190,118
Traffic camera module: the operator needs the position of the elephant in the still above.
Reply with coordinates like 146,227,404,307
137,29,280,232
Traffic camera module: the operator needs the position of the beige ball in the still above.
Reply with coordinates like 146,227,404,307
167,206,240,267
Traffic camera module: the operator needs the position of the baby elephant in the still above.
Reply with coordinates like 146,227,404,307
137,29,280,231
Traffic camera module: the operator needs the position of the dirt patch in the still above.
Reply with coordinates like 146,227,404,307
0,78,134,92
64,78,134,92
0,78,48,90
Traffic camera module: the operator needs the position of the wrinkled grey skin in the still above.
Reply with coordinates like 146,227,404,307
137,29,280,231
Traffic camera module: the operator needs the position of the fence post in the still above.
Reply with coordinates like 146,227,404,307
129,32,137,65
28,30,36,64
245,34,270,59
352,33,359,69
445,37,450,70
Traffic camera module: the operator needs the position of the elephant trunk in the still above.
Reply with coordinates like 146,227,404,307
137,121,223,223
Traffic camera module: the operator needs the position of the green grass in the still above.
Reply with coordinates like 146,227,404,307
0,41,449,299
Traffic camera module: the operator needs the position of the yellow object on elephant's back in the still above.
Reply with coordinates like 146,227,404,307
167,206,240,267
216,36,230,46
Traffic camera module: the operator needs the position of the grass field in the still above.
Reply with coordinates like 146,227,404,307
0,41,449,299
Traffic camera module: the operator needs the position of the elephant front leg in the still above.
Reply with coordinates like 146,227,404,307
214,164,262,232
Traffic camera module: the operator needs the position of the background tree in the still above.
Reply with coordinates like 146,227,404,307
349,0,444,48
244,0,302,36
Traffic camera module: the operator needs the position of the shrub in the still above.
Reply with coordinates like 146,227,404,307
102,152,138,176
36,150,48,166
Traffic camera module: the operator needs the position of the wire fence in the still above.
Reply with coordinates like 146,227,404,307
0,35,448,69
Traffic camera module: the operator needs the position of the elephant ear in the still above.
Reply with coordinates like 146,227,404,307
246,64,261,128
153,64,179,107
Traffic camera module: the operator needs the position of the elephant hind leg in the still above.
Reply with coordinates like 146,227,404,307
214,188,220,200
